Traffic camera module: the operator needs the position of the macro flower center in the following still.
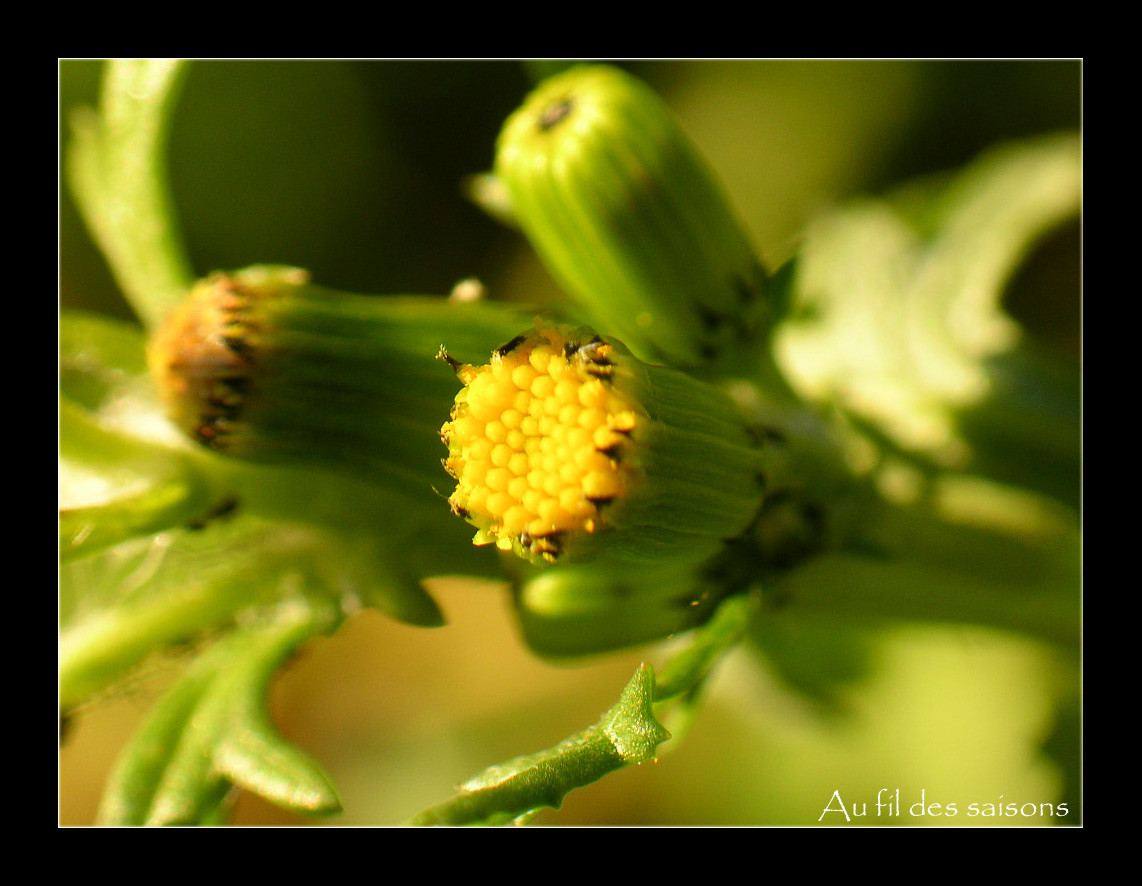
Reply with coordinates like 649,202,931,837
441,326,637,562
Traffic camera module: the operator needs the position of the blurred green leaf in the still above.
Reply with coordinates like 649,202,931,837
776,133,1081,475
59,310,218,560
66,60,193,329
59,398,214,561
98,596,342,825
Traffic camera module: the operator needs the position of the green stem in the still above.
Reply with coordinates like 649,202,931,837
407,664,669,825
779,550,1080,648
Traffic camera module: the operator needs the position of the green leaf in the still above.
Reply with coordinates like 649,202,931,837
66,59,194,330
746,614,874,714
59,310,149,411
59,309,223,560
60,518,338,711
776,133,1081,470
955,344,1080,509
407,664,670,825
98,597,342,825
59,398,216,561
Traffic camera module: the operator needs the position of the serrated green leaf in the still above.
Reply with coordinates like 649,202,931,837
98,597,342,825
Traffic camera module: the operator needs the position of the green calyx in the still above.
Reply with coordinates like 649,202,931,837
495,64,769,369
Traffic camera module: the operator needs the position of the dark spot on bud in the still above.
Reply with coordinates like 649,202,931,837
575,339,616,379
751,425,786,445
734,269,763,305
577,338,611,362
187,495,240,531
697,305,722,332
219,375,251,398
538,97,575,131
495,334,528,357
221,335,254,360
596,441,624,463
520,530,564,562
563,335,603,360
801,502,825,534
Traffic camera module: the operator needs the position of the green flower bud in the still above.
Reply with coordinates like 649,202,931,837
494,65,769,369
440,323,768,567
149,265,527,498
513,559,730,656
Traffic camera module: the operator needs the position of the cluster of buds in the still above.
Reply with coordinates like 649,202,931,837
148,65,809,654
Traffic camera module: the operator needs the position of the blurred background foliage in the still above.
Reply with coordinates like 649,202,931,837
59,59,1080,826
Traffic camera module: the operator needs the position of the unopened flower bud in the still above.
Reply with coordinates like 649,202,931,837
149,265,527,498
495,65,769,369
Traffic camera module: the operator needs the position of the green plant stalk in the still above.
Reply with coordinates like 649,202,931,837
777,478,1081,649
781,549,1080,648
66,59,193,330
654,593,756,702
407,663,669,825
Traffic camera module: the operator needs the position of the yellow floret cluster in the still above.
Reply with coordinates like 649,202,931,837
441,326,638,562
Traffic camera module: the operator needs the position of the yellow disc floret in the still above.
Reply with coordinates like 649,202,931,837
441,325,638,563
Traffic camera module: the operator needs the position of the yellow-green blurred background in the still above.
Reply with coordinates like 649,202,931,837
59,59,1081,826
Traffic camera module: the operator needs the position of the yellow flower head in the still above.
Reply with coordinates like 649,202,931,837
441,324,636,562
441,323,768,566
